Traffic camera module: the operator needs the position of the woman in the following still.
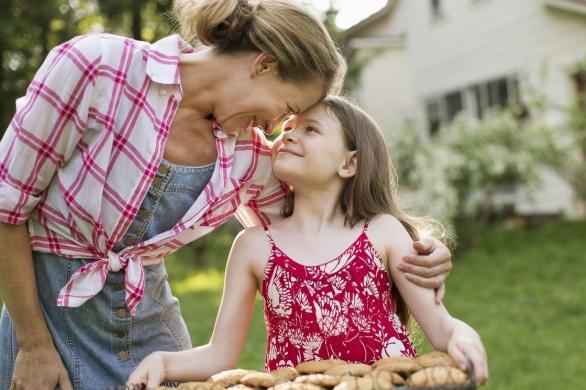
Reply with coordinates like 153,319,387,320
0,1,452,389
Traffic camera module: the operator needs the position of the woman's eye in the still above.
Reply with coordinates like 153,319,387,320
283,126,293,132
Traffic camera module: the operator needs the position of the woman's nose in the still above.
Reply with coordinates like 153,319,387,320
273,112,289,123
268,113,289,134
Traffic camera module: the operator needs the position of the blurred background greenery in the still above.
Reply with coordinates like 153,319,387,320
0,0,174,128
2,1,586,390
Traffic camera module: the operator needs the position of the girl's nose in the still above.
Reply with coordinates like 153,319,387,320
282,130,296,143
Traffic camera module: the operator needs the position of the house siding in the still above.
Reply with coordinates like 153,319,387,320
345,0,586,218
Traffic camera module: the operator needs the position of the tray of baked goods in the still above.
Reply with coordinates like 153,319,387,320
119,351,477,390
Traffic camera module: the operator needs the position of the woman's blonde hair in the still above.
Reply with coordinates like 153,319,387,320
173,0,346,94
282,95,448,324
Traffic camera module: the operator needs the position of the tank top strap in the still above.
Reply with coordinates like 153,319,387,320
362,220,370,234
263,226,276,247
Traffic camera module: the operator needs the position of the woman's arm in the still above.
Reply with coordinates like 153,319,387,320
0,222,73,390
399,237,453,303
127,228,263,388
0,34,102,390
370,215,488,384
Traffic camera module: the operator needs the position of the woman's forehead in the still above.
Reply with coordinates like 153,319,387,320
285,79,325,111
284,103,338,128
291,102,325,119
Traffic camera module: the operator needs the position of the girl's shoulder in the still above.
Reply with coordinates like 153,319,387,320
234,226,271,253
235,226,268,248
367,214,415,262
233,226,272,277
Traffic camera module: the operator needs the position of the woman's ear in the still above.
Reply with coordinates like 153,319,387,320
339,150,357,179
251,52,278,77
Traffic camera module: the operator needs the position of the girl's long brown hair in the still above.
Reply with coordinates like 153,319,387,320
282,95,446,324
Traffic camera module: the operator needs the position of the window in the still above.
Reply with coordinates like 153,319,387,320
472,85,486,118
473,76,519,118
572,71,586,111
430,0,444,19
425,75,520,135
488,78,509,108
426,100,442,136
445,91,463,121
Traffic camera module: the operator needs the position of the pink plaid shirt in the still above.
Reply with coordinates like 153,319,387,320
0,34,287,314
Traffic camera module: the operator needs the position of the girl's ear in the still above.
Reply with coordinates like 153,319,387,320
251,52,278,78
339,151,357,179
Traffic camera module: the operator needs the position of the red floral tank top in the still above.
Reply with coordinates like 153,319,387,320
261,222,416,371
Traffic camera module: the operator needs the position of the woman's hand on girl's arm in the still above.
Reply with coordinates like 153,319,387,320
447,319,489,385
126,228,263,388
398,236,452,303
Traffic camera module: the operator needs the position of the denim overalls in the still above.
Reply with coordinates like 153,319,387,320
0,159,215,390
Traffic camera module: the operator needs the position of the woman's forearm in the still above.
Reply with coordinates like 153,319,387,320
0,221,53,348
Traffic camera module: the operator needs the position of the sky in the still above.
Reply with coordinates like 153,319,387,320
310,0,388,29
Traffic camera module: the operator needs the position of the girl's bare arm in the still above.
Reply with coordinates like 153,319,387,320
127,228,265,387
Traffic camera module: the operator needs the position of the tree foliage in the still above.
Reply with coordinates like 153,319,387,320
0,0,175,131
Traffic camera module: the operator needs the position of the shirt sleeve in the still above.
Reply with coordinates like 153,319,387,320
235,172,288,229
0,35,101,225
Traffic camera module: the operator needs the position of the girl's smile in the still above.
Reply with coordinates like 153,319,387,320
276,147,302,158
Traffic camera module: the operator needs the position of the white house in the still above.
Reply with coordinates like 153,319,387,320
344,0,586,218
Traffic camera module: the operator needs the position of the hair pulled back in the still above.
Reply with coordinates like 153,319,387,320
173,0,346,93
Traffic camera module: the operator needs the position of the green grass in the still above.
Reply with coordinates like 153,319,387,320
166,220,586,389
439,220,586,389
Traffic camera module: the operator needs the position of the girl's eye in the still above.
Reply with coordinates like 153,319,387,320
306,127,318,133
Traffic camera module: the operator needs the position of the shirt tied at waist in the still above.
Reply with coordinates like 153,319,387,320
57,250,146,315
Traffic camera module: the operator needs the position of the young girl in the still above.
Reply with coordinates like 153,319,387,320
127,96,489,388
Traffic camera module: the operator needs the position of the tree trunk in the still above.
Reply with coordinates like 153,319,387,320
190,239,209,269
132,0,142,40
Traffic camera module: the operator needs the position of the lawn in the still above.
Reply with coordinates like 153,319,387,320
165,219,586,390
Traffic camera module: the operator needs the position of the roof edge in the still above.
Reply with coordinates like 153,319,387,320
341,0,396,41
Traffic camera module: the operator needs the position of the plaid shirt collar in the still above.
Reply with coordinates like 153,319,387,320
145,35,229,142
145,34,189,85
